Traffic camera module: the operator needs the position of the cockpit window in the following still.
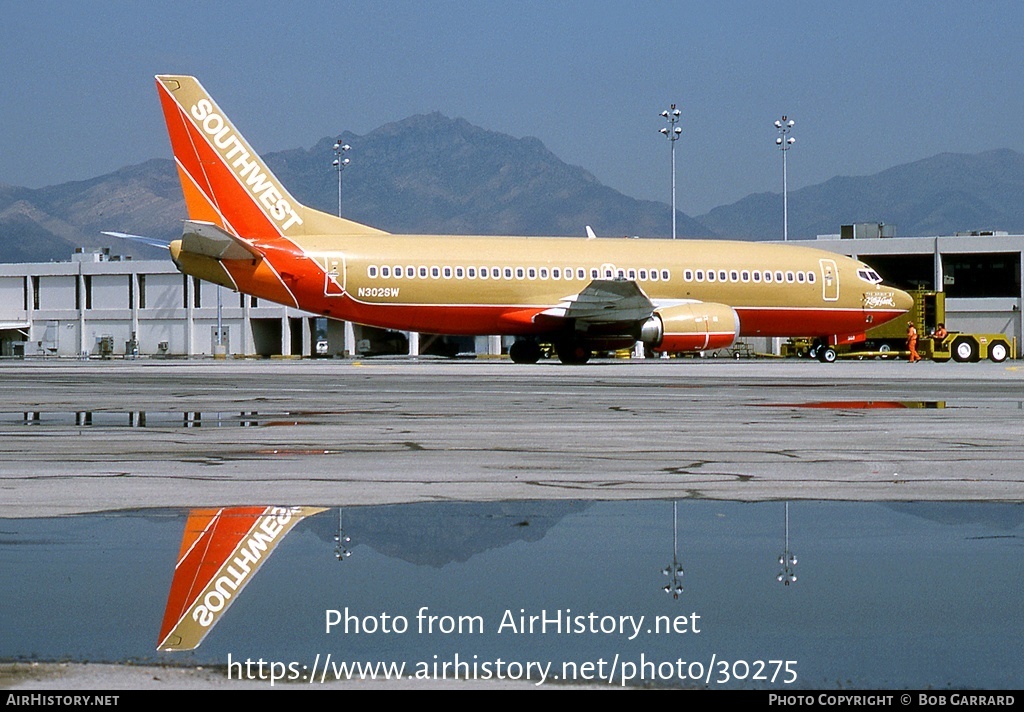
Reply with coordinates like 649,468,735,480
858,268,883,284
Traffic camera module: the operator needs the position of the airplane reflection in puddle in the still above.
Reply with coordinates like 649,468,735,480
161,501,708,653
158,506,327,651
160,499,803,652
4,500,1019,688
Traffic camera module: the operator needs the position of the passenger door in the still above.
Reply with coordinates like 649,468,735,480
819,259,839,301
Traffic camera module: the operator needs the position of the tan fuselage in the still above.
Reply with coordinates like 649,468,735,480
174,231,913,340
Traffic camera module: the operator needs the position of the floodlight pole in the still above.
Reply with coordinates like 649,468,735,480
662,501,684,599
660,105,682,239
332,140,356,356
777,501,798,585
774,117,795,241
332,140,351,217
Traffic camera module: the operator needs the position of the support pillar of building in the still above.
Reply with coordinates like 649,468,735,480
343,321,356,357
242,294,251,356
130,272,140,358
1018,254,1024,347
281,310,291,356
186,276,195,357
25,275,35,345
78,270,87,357
301,317,311,357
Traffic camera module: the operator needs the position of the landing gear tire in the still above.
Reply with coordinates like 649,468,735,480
555,340,592,365
817,346,837,363
808,338,824,360
951,336,978,363
509,339,542,364
989,341,1009,363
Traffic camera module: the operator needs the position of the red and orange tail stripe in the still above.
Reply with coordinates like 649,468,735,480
156,75,388,241
156,76,293,241
157,506,327,651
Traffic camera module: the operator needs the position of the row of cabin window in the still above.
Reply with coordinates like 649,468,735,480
364,264,817,285
366,265,673,282
682,268,816,285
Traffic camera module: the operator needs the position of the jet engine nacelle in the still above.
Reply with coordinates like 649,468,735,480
639,302,740,353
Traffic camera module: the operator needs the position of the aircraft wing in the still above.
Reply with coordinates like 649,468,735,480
540,279,655,326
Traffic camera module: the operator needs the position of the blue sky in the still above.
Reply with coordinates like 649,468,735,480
2,1,1023,215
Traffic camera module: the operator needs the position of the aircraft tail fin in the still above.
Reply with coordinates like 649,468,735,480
157,506,327,651
155,75,387,240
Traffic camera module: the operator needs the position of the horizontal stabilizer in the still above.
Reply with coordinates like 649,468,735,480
101,231,171,248
181,220,264,261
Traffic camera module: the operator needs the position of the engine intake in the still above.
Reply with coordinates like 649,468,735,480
640,302,740,352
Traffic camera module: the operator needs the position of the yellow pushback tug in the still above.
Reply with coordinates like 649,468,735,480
785,290,1016,363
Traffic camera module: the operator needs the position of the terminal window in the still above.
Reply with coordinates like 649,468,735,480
943,252,1021,298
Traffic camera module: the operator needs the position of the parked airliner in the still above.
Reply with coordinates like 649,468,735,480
156,75,912,363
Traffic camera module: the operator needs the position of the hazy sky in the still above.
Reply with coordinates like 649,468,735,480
2,1,1023,215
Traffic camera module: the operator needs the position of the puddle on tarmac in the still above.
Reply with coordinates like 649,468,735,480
766,401,1024,410
768,401,948,409
0,500,1020,689
0,412,318,428
4,400,1023,429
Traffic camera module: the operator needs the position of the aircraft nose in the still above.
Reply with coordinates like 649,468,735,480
893,287,914,313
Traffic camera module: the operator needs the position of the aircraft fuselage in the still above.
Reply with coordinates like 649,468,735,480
196,232,909,341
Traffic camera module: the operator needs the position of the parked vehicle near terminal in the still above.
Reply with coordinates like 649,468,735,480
784,290,1015,362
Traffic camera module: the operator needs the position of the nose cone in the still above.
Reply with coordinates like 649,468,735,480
893,287,914,314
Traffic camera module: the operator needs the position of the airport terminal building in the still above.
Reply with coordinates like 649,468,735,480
1,230,1021,359
0,248,476,359
0,249,323,359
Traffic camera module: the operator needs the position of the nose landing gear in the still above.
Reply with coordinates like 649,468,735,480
809,338,837,363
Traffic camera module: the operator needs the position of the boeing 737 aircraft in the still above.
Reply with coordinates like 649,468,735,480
155,75,912,363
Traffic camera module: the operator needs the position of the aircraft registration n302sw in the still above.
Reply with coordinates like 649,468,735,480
155,75,913,363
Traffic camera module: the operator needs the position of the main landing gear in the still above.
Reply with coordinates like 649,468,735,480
809,338,837,363
553,339,592,365
508,339,542,364
508,338,593,364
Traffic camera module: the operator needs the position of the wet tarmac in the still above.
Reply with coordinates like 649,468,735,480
0,357,1022,518
2,500,1022,689
2,356,1022,690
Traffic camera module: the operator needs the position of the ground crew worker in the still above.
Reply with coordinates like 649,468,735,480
933,323,947,341
907,321,921,363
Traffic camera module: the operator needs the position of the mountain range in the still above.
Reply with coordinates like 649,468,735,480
2,111,1023,263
